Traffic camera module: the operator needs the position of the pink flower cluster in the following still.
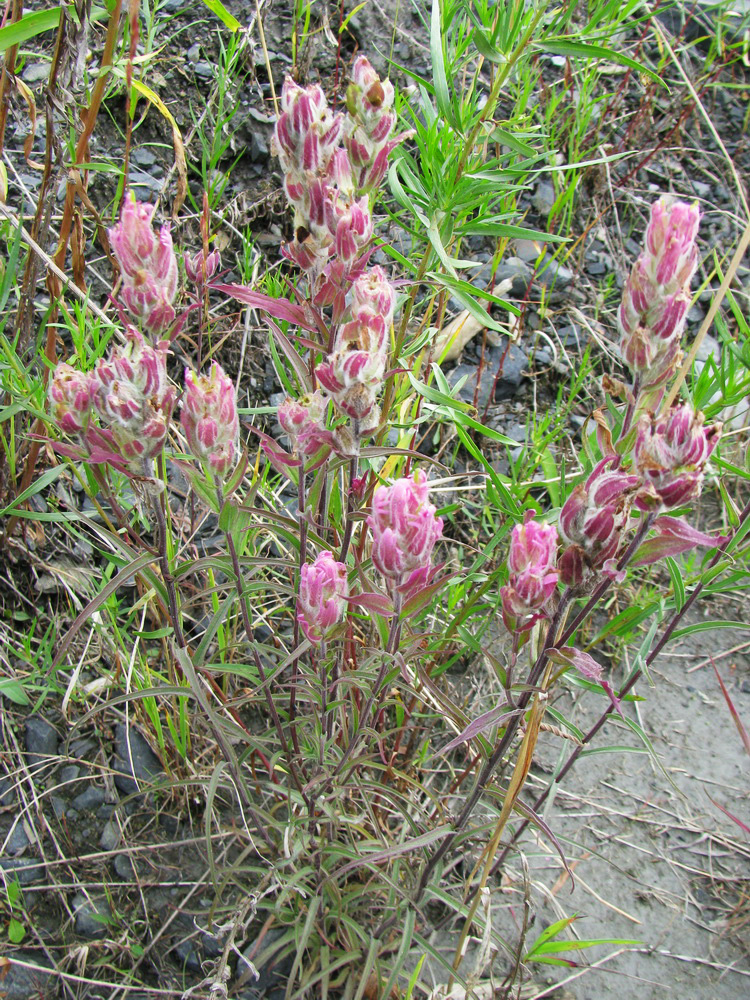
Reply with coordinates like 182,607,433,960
618,199,700,388
49,332,175,474
180,362,239,478
500,513,558,630
298,550,349,643
367,471,443,601
273,58,407,293
634,403,721,510
344,55,401,194
109,194,178,334
184,249,221,288
278,391,332,460
315,266,394,423
558,458,640,588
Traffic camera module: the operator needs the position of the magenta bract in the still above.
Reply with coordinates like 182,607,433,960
49,364,93,436
501,512,559,629
367,471,443,595
297,550,349,643
109,194,179,334
278,391,332,458
634,403,721,509
558,458,639,587
618,197,700,386
181,362,239,478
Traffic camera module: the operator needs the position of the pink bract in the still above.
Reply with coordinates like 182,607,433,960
181,362,240,478
297,550,349,643
367,471,443,593
634,403,721,509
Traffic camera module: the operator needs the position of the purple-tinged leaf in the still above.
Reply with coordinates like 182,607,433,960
345,591,395,616
436,703,520,755
548,646,604,682
633,516,728,566
513,797,575,888
333,824,454,878
400,569,457,620
212,283,317,331
711,656,750,755
706,792,750,835
246,427,299,480
267,317,313,393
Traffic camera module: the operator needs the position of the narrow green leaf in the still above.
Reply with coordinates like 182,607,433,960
472,26,507,64
0,8,61,53
198,0,241,31
671,619,750,640
430,0,452,123
0,464,66,517
538,39,665,87
664,556,685,612
460,221,566,243
0,678,30,706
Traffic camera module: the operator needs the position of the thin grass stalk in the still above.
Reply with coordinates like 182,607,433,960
376,513,656,936
148,485,274,848
217,485,308,795
289,466,308,757
338,453,358,562
0,0,22,157
332,591,403,781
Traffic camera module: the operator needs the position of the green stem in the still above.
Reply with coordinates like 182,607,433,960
150,486,273,849
332,590,403,781
289,467,308,758
217,485,308,796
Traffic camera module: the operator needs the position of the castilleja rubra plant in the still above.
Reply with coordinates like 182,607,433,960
41,41,741,990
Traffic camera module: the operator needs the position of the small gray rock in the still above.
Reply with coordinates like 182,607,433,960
194,61,214,79
536,255,573,289
22,61,50,84
72,892,113,939
532,181,556,216
113,853,136,879
128,168,162,194
0,951,55,998
73,786,106,812
99,818,120,852
113,724,164,796
24,718,59,766
249,130,269,162
131,147,157,167
0,856,46,886
59,764,81,785
187,43,202,63
0,775,14,805
487,341,529,399
5,822,30,856
687,302,706,324
448,363,498,410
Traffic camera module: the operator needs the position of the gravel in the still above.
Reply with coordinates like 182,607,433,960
0,952,55,999
71,891,114,939
24,717,59,767
0,856,46,886
112,724,164,796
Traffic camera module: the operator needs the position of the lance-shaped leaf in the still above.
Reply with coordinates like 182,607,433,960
436,703,521,756
212,283,318,332
345,591,395,617
633,515,728,566
548,645,604,682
